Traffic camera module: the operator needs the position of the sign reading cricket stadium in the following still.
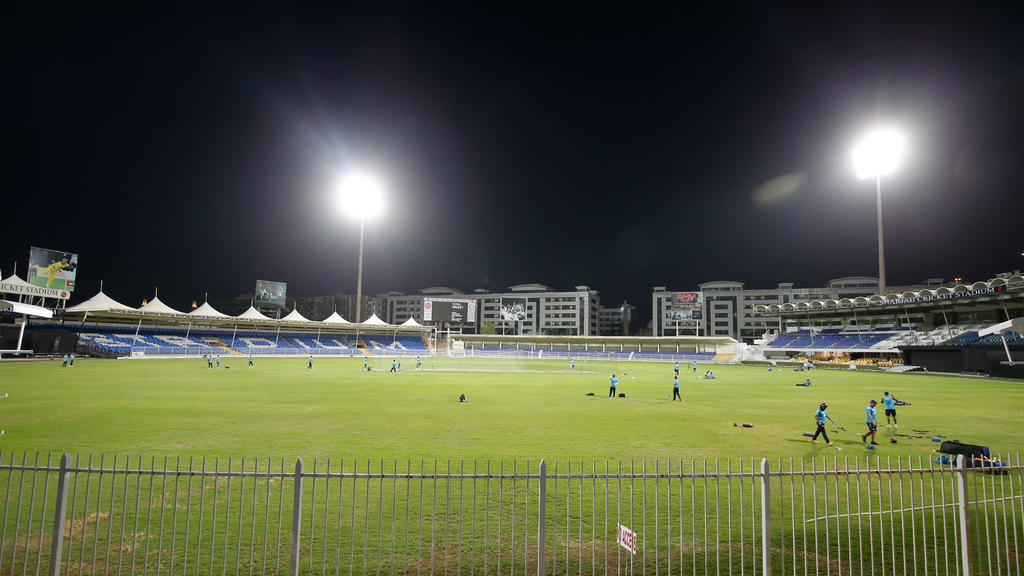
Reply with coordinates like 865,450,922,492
423,298,477,324
27,247,78,293
254,280,287,309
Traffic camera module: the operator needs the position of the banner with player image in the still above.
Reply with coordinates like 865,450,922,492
499,297,528,321
671,292,703,320
28,247,78,292
255,280,287,309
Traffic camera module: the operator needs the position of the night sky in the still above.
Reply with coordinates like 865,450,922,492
5,3,1023,323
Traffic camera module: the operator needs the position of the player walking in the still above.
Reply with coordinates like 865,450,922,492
390,359,397,373
811,402,834,445
609,374,618,397
69,354,74,367
570,358,575,372
208,356,213,369
882,391,900,428
861,400,880,445
248,354,253,368
672,376,681,401
397,357,402,372
692,361,697,374
308,355,313,370
416,356,421,370
674,362,680,376
62,354,68,368
215,355,220,369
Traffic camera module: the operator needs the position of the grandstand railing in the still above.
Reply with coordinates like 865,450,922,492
456,348,720,364
0,451,1019,576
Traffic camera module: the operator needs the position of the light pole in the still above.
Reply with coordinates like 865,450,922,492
338,174,384,323
853,130,903,294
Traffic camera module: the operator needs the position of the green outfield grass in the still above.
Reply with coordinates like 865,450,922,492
1,357,1022,461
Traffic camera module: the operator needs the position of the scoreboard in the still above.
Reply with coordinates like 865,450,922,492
423,298,477,324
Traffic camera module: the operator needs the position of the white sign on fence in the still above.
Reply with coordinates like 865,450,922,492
616,523,637,555
131,350,146,357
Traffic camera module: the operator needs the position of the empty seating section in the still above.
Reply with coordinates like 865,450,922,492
63,325,418,356
769,329,899,349
360,335,428,353
945,331,1022,346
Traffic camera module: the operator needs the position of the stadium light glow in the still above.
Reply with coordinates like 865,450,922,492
853,130,903,180
338,174,384,219
852,129,904,294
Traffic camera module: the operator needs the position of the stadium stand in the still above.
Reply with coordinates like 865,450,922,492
361,335,428,353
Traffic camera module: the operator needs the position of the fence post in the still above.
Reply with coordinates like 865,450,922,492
760,458,771,576
537,460,546,576
291,457,304,576
48,453,71,576
955,455,972,576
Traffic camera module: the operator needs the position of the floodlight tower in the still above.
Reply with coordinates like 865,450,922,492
338,174,384,323
853,130,903,294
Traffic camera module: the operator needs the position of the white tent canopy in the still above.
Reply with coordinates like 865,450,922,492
236,306,272,321
360,313,390,326
187,302,230,318
400,317,424,327
66,291,138,313
281,308,313,323
138,296,184,316
322,312,351,324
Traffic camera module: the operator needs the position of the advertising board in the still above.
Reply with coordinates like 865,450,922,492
255,280,287,309
28,247,78,292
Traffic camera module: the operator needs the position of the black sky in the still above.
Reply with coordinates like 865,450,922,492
5,3,1023,323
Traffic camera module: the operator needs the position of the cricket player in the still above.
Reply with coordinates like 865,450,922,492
882,391,900,428
861,400,879,445
672,376,681,401
609,374,618,397
812,402,834,445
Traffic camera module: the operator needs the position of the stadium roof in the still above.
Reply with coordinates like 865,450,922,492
59,290,429,331
66,291,137,313
187,302,230,318
754,275,1023,317
0,300,53,318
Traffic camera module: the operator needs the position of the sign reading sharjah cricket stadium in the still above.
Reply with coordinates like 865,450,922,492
27,247,78,294
0,278,70,300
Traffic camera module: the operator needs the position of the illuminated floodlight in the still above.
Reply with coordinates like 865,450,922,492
853,130,903,180
338,174,384,219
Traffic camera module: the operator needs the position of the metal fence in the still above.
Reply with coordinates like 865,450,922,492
0,452,1020,575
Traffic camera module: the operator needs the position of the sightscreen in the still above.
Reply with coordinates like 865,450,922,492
255,280,287,309
423,298,476,323
28,247,78,292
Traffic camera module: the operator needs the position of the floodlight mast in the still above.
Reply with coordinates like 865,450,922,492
338,175,384,324
853,130,903,294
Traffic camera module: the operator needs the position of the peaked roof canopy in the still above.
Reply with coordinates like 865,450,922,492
66,291,137,313
187,302,230,318
138,296,184,315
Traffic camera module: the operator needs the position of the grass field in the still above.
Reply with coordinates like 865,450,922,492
3,357,1023,462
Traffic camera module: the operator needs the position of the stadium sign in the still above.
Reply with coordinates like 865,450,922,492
868,285,1006,307
616,523,638,555
0,279,70,300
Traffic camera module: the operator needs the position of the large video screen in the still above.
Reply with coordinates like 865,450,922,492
423,298,477,324
28,247,78,292
671,292,703,320
499,297,528,321
255,280,287,309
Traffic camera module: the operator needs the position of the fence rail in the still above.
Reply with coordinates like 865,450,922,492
0,452,1020,575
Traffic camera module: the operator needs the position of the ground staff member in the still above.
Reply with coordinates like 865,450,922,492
609,375,618,397
812,402,834,445
862,399,880,445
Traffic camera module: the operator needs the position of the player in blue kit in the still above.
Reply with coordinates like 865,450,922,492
609,375,618,397
812,402,834,445
672,377,681,401
861,399,879,445
882,391,900,428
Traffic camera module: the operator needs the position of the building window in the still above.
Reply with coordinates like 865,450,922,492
714,304,729,310
715,321,728,327
715,313,728,318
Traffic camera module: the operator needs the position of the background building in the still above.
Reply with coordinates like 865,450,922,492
598,301,637,336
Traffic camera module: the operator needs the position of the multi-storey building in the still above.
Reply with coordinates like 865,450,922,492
379,284,601,336
598,301,637,336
